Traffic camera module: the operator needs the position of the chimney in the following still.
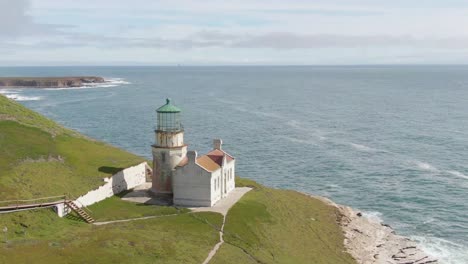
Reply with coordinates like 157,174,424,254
213,139,223,150
187,150,197,163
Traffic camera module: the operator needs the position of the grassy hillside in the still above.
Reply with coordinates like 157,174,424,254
0,209,224,264
0,95,145,199
211,178,355,264
0,95,355,263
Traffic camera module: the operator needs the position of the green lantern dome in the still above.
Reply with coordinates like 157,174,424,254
157,98,181,113
156,98,183,132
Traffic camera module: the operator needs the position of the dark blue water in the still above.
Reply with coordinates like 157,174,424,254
1,66,467,263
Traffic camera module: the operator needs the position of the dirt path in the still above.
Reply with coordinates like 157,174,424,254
200,187,252,264
202,214,226,264
93,214,178,226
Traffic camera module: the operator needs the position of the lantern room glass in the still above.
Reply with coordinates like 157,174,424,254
157,112,182,132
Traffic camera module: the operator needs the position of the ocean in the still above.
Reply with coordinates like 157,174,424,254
1,66,467,263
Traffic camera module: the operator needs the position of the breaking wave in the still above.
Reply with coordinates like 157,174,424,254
447,170,468,180
414,161,439,172
362,211,384,223
412,236,468,264
44,77,130,90
412,162,468,181
5,94,42,101
0,89,42,101
349,142,378,152
363,211,467,263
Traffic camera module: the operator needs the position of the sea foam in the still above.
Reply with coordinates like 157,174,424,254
447,170,468,180
44,77,130,90
3,93,42,101
413,236,468,264
349,142,377,152
362,211,384,223
414,161,439,172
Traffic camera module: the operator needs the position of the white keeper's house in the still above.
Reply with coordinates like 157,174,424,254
151,98,236,207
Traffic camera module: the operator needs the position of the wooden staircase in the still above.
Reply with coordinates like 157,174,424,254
65,200,95,223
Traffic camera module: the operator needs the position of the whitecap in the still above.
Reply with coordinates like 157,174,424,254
412,236,468,264
414,161,439,172
276,135,318,146
447,170,468,180
349,142,376,152
5,94,42,101
286,120,302,129
104,77,130,85
0,89,21,95
362,211,384,223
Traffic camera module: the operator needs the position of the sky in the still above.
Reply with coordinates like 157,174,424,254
1,0,468,65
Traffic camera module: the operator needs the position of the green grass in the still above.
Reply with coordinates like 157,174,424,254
0,96,145,200
210,178,356,264
0,209,223,264
0,94,68,136
210,243,258,264
0,95,356,263
87,195,189,222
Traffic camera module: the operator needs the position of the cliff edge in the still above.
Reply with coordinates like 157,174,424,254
0,76,105,88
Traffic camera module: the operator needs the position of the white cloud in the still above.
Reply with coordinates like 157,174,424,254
2,0,468,65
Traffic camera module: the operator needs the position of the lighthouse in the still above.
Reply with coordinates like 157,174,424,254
151,98,187,194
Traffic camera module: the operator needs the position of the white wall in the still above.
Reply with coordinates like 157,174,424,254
211,160,235,203
74,162,148,208
173,159,213,207
210,170,222,205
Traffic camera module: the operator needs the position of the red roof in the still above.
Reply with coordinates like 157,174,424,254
206,149,234,166
176,149,234,172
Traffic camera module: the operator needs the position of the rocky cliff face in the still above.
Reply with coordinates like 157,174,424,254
0,77,105,88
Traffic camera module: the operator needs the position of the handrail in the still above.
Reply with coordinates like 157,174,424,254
0,195,66,204
65,193,93,214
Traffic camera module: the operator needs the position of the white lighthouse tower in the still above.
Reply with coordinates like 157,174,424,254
151,98,187,194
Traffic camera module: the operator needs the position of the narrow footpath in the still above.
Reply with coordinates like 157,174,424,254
93,214,179,226
198,187,252,264
202,215,226,264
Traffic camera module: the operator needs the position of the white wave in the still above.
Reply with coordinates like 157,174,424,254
285,120,328,140
5,94,42,101
286,120,302,129
0,89,22,94
362,211,384,223
414,161,439,172
43,77,130,90
412,236,468,264
104,77,130,85
276,135,318,146
447,170,468,180
349,142,376,152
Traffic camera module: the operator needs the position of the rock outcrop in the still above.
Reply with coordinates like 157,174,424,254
307,194,438,264
0,77,105,88
339,205,438,264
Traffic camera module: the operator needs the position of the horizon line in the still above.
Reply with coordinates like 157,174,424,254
2,64,468,68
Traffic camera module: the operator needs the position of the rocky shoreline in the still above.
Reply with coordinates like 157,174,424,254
307,194,438,264
0,76,105,88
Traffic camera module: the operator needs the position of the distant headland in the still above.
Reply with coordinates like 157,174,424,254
0,76,105,88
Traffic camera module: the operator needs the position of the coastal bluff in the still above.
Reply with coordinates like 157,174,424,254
0,76,105,88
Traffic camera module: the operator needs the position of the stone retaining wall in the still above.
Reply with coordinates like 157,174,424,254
55,162,150,216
